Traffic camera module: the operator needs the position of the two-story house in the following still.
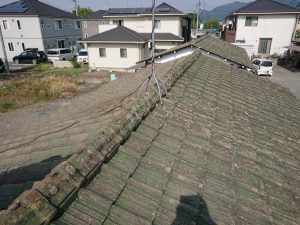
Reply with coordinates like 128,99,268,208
81,10,107,39
222,0,300,57
80,2,191,71
0,0,83,61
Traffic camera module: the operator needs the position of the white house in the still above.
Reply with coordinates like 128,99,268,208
0,0,82,61
222,0,300,57
81,2,191,70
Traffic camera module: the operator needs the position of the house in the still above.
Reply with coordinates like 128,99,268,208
80,24,185,71
81,10,107,39
0,0,83,61
222,0,300,57
1,37,300,225
79,2,191,71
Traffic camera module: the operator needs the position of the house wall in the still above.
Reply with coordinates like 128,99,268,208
82,20,108,38
87,43,143,69
0,16,44,61
99,16,182,36
155,41,181,50
40,17,83,51
235,14,297,55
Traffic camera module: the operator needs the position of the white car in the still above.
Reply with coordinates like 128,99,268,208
47,48,74,62
77,49,88,64
252,58,273,76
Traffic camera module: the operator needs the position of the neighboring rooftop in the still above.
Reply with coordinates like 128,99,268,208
139,36,253,69
105,2,184,17
82,9,106,20
0,0,77,18
229,0,300,15
81,26,184,43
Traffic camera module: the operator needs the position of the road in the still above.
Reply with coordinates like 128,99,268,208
270,65,300,99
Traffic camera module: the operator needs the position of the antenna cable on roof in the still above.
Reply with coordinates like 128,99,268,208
139,0,167,104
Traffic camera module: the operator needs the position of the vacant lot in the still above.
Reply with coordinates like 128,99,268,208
0,64,116,112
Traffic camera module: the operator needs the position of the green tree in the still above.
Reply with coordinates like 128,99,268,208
73,7,93,17
204,20,222,29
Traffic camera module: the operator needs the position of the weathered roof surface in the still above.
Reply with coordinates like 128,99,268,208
105,2,184,16
0,55,190,211
194,36,253,68
138,36,252,68
0,0,77,18
81,26,184,43
50,54,300,225
230,0,300,15
82,10,106,20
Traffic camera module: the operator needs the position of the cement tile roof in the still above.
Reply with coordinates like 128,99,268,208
50,55,300,225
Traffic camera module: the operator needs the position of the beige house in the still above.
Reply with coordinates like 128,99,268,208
81,26,184,71
80,3,191,70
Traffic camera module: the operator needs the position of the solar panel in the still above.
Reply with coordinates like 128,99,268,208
0,0,27,13
156,7,170,12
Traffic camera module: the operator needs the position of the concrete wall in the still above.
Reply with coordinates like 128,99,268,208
87,43,144,69
0,16,44,61
235,14,296,55
40,17,83,51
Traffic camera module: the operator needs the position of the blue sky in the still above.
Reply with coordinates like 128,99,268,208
1,0,252,12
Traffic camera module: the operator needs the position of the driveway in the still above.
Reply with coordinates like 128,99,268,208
270,65,300,99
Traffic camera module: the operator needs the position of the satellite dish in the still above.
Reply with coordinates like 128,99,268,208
200,23,204,31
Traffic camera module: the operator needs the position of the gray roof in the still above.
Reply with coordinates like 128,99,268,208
139,35,252,68
105,2,184,16
82,10,106,20
230,0,300,15
81,26,184,43
0,0,77,18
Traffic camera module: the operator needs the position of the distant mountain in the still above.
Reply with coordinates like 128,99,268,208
199,0,299,21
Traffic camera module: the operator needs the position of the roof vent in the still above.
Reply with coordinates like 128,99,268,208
156,7,170,12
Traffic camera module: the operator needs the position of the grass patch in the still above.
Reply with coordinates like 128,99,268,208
32,63,53,71
0,76,80,112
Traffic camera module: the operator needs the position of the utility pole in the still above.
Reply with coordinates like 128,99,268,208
196,0,201,31
72,0,78,16
0,24,10,74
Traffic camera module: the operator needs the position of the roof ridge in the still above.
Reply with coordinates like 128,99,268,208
120,26,146,41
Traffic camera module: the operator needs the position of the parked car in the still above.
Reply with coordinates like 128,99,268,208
77,49,88,64
47,48,74,62
72,45,84,58
252,58,273,76
13,50,47,64
0,58,5,73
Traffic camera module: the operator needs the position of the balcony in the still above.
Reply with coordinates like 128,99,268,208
221,28,236,43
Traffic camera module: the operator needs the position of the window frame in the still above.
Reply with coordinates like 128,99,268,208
75,20,81,29
245,16,258,27
54,20,63,30
17,20,21,29
2,20,9,30
8,42,14,51
120,48,127,58
99,48,106,58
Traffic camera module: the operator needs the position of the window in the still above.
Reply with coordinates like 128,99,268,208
22,43,25,51
41,24,44,29
64,24,67,28
258,38,272,54
60,49,71,54
120,48,127,58
83,22,87,28
245,16,258,27
113,20,124,26
69,24,73,28
54,20,63,30
8,42,14,51
155,20,161,29
85,34,88,38
2,20,9,30
236,40,246,43
75,21,81,29
99,48,106,57
57,40,65,48
17,20,21,29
